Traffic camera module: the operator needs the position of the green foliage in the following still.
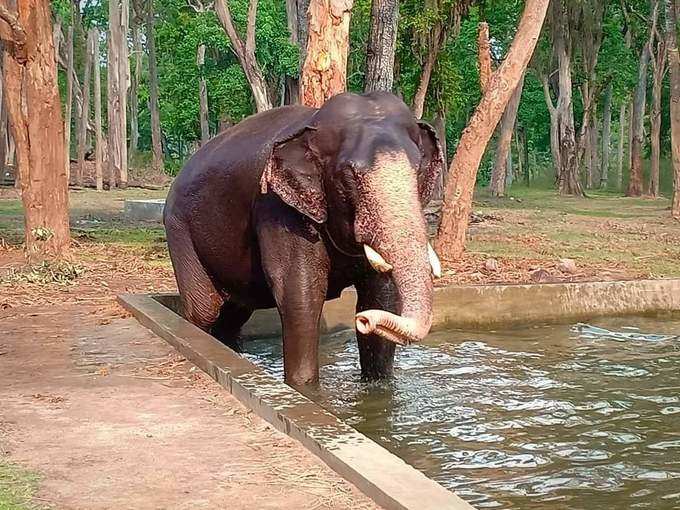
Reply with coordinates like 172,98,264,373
59,0,672,192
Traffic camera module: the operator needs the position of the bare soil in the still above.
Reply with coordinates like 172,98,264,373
1,187,378,509
0,303,378,510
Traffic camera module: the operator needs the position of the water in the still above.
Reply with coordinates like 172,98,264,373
242,315,680,509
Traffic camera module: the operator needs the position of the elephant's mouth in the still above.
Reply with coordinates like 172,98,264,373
355,309,433,346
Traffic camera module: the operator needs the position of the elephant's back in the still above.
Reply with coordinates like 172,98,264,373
171,105,316,200
164,105,316,305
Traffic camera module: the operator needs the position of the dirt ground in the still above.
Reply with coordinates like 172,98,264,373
1,184,679,508
0,187,380,509
0,302,378,510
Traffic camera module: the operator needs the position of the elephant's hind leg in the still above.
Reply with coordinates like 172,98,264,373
212,302,253,351
165,214,223,332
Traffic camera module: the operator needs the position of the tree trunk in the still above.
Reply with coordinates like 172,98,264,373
64,25,74,181
93,27,103,192
490,73,525,197
107,0,129,188
520,126,530,185
299,0,353,108
628,1,658,197
541,74,560,179
215,0,273,112
553,0,583,196
197,44,210,145
412,47,437,119
478,22,492,93
147,0,164,171
0,0,70,258
0,50,6,182
130,0,143,159
628,46,652,196
364,0,398,92
432,108,447,201
666,0,680,218
436,0,550,261
589,101,599,187
600,82,612,187
284,0,310,103
617,100,627,191
650,24,667,198
76,28,94,187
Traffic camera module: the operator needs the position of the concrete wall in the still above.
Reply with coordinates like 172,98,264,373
156,279,680,338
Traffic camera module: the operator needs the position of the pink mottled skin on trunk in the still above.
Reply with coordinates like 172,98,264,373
354,152,434,344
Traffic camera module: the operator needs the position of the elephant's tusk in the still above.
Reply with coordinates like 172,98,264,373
363,245,393,273
428,243,442,278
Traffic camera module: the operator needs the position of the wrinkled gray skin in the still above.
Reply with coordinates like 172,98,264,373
164,92,444,386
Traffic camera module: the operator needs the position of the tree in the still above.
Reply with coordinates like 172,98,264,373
147,0,164,171
76,28,95,187
551,0,583,196
410,0,472,119
300,0,354,107
628,0,658,197
108,0,129,188
600,83,613,187
93,27,104,192
490,73,525,197
436,0,550,261
215,0,273,111
0,0,70,258
666,0,680,218
284,0,311,103
364,0,398,92
130,0,145,159
649,6,667,197
197,44,210,144
64,25,74,180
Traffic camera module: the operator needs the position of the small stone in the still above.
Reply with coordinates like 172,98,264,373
484,258,501,272
530,269,552,283
557,258,577,274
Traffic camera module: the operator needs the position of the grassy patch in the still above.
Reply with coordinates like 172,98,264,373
0,460,42,510
0,200,22,216
73,226,166,246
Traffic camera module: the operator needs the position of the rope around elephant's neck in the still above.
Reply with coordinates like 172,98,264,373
322,225,364,258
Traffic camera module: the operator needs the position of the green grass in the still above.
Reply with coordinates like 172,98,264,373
72,226,166,245
0,460,43,510
0,201,22,216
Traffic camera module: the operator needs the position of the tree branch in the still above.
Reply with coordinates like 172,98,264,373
245,0,258,59
540,73,557,114
477,22,492,93
215,0,246,60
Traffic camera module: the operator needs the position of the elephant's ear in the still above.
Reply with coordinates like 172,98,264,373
416,121,446,206
261,127,327,224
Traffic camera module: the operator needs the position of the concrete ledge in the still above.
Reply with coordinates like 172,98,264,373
156,278,680,338
433,278,680,329
118,293,475,510
124,199,165,222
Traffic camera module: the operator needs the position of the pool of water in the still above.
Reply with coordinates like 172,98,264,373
242,315,680,509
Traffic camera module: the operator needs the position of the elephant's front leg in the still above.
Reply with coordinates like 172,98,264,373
256,204,330,386
355,274,399,380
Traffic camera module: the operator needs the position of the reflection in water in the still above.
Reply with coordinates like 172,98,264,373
243,315,680,509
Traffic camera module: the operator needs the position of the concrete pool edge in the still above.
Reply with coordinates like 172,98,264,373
118,293,475,510
149,278,680,339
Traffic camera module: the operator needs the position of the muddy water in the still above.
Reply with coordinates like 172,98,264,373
243,315,680,509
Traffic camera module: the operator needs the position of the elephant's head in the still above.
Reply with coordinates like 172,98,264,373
261,92,445,345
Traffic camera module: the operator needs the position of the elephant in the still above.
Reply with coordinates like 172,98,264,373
164,91,445,386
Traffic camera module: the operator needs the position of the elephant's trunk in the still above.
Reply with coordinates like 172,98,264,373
354,151,434,345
